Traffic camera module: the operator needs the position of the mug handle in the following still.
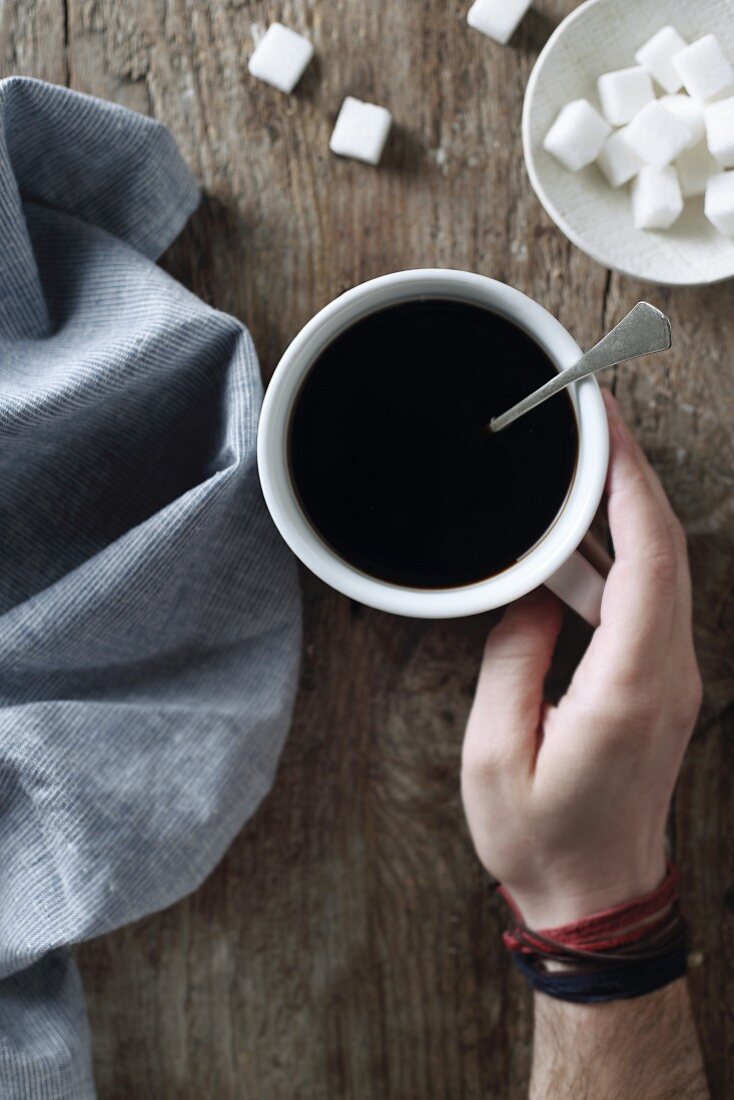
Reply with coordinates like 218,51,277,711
543,534,613,627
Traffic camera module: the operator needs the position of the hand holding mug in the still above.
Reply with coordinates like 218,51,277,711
461,391,702,927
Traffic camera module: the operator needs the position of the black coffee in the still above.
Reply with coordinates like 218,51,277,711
288,299,578,589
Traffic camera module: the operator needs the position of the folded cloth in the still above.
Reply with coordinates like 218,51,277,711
0,77,301,1098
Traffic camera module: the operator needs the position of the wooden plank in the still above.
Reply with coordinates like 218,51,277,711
4,0,730,1095
0,0,66,83
605,270,734,1100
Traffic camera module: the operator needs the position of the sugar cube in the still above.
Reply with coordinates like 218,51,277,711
676,142,718,197
673,35,734,102
634,26,687,93
597,66,654,126
329,97,392,165
704,97,734,168
632,165,684,229
704,171,734,234
467,0,532,45
543,99,611,171
248,23,314,94
596,127,642,187
660,95,705,149
624,100,691,167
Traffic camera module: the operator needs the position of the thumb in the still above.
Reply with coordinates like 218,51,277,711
463,588,563,776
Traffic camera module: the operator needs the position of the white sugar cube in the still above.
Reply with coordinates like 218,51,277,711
597,66,654,126
632,166,683,229
596,127,642,187
676,142,718,197
624,100,691,167
704,97,734,167
248,23,314,94
543,99,611,171
634,26,687,93
704,171,734,234
467,0,532,45
673,35,734,102
330,97,392,165
660,94,705,149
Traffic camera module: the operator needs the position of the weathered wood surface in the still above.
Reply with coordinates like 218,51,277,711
3,1,733,1096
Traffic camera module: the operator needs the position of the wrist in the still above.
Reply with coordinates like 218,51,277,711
505,854,668,928
500,863,686,1007
509,882,660,929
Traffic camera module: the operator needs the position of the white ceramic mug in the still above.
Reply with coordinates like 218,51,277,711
257,269,610,624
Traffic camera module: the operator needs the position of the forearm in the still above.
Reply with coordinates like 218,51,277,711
530,978,709,1100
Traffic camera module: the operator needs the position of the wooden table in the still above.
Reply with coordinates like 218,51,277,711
6,2,733,1096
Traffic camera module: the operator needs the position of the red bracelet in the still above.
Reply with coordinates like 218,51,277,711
499,865,687,1003
499,863,678,955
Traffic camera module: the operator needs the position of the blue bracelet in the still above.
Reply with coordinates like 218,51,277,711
510,939,688,1004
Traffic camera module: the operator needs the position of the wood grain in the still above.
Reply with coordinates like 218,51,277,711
2,1,733,1096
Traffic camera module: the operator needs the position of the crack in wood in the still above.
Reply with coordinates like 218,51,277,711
62,0,69,86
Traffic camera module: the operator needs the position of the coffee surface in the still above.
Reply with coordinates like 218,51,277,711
288,299,578,588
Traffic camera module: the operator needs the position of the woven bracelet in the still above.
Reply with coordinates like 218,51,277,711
510,929,688,1004
499,864,689,1004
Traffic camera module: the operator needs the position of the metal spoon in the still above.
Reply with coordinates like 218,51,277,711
488,302,672,434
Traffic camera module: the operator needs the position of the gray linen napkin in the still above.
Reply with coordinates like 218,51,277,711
0,77,301,1098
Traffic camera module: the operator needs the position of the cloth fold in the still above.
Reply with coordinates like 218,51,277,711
0,77,301,1098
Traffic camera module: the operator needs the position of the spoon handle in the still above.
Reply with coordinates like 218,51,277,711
489,302,672,434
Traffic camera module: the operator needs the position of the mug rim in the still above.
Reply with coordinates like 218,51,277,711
257,268,609,618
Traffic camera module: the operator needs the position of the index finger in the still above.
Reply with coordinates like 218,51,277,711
584,398,682,684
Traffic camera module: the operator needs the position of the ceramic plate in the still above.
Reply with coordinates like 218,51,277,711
522,0,734,285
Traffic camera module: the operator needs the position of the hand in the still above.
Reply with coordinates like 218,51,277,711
461,390,702,929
